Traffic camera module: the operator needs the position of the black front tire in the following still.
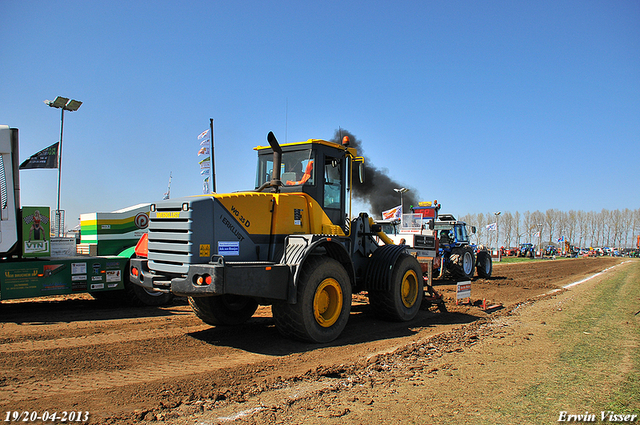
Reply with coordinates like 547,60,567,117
369,254,424,322
189,295,258,326
272,256,351,343
476,250,493,278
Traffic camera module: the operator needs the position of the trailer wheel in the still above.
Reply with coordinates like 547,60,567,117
476,250,493,278
272,256,351,343
189,295,258,326
449,246,475,280
369,254,423,321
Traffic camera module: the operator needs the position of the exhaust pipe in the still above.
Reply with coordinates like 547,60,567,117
267,131,282,187
256,131,283,192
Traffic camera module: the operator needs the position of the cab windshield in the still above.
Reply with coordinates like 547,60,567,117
255,149,315,188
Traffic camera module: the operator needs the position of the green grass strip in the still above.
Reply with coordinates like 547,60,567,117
491,261,640,423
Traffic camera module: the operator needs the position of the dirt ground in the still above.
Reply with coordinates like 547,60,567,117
0,257,627,424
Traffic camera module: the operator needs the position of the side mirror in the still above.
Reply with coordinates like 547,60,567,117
471,226,477,234
358,161,365,184
428,220,435,230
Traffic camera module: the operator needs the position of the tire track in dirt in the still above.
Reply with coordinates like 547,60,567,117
0,305,198,343
0,324,209,353
0,350,273,404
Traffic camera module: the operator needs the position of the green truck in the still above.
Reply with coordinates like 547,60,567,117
0,125,171,306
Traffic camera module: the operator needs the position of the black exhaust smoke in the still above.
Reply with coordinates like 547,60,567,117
329,129,419,217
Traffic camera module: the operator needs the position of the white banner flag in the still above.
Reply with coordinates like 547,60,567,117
198,129,209,140
382,205,402,220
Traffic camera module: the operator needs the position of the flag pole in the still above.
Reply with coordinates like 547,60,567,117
209,119,216,193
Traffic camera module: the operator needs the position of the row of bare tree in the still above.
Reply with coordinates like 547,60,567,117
459,208,640,250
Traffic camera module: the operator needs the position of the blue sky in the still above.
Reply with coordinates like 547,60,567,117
1,1,638,228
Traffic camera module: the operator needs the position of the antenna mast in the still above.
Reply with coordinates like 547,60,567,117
163,172,172,200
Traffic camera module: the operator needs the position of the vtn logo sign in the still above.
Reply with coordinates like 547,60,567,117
24,241,49,254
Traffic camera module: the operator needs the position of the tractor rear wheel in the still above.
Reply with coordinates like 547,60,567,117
476,250,493,278
369,254,423,321
449,246,475,280
189,295,258,326
272,256,351,343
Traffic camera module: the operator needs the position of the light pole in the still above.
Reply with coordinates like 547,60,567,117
394,187,409,218
494,211,502,259
44,96,82,237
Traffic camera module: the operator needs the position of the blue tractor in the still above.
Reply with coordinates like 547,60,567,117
434,214,492,280
518,243,535,258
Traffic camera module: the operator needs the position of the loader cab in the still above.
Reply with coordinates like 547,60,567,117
255,139,358,230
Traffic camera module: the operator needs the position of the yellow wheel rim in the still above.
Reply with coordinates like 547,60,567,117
401,269,419,308
313,278,343,328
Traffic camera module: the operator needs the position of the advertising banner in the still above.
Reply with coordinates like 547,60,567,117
22,206,51,257
19,143,59,169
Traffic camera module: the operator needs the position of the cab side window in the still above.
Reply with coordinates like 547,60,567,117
323,157,341,209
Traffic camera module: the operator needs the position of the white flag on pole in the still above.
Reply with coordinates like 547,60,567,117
382,205,402,220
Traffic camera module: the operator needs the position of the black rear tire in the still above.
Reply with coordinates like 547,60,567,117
189,295,258,326
272,256,351,343
369,254,424,322
449,246,475,280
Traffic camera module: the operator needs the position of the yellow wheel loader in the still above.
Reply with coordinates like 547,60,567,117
130,132,438,342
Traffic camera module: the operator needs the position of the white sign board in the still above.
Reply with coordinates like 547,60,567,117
50,237,76,257
456,281,471,299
